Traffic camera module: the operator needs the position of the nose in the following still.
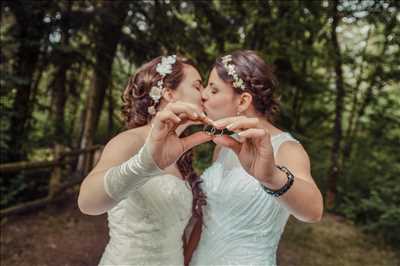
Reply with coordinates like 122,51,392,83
201,87,209,103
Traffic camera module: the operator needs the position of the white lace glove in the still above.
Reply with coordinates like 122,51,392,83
103,141,163,202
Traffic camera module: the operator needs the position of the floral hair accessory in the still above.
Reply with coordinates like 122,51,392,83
148,55,177,115
221,54,246,90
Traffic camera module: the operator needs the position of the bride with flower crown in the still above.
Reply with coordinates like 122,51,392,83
78,54,211,266
184,50,323,266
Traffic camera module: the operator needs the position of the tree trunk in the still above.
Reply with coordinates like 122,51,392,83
107,84,115,137
6,2,49,162
77,1,128,174
326,0,345,209
52,1,72,145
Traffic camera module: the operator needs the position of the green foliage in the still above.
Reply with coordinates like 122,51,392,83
0,170,51,209
337,89,400,247
1,0,399,251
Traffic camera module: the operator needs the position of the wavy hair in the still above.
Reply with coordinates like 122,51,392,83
214,50,280,122
121,55,205,265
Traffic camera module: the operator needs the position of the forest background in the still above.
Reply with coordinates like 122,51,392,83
1,1,399,265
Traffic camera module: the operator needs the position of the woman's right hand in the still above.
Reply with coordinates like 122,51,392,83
147,101,214,169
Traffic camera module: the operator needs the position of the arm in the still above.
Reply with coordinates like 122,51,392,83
264,141,323,222
77,130,148,215
78,101,211,216
211,116,323,223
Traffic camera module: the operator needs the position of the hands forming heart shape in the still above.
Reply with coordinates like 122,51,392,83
148,101,277,184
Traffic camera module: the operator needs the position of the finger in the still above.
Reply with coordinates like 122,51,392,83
212,135,242,155
181,132,214,152
212,116,238,129
170,115,200,132
167,102,213,126
178,112,211,128
178,113,188,119
237,128,268,139
226,117,260,131
183,120,204,126
202,115,214,125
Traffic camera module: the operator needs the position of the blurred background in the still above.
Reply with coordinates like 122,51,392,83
1,0,399,265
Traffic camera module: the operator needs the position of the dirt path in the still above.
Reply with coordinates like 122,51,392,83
1,192,108,266
2,191,399,266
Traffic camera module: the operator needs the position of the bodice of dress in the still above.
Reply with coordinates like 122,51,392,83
99,174,193,266
191,132,299,266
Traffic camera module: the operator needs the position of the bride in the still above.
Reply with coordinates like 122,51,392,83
187,50,324,266
77,54,211,266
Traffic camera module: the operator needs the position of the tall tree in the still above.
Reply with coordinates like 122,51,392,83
5,1,51,162
326,0,345,208
77,1,128,173
50,1,73,145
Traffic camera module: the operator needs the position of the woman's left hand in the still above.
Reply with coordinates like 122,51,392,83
211,116,277,183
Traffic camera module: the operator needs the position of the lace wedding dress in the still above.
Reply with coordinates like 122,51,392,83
190,132,299,266
99,174,192,266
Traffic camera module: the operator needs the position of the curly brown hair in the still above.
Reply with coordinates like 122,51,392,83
122,56,186,127
214,50,280,122
121,55,205,265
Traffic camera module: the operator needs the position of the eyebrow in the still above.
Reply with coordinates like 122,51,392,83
192,79,202,85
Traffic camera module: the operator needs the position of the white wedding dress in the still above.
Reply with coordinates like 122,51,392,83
99,174,192,266
190,132,299,266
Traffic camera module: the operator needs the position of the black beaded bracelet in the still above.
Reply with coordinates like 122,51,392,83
261,165,294,197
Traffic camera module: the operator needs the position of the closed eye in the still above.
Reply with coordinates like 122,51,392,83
193,80,203,92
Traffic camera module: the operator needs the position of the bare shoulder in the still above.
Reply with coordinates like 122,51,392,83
276,140,309,164
89,126,148,174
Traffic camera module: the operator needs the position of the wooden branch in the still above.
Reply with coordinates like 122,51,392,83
0,144,104,217
1,197,54,218
0,145,103,173
0,160,64,173
60,145,103,158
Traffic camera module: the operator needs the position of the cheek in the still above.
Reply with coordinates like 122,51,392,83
207,95,237,119
181,89,202,105
208,93,231,108
192,90,203,102
207,95,224,108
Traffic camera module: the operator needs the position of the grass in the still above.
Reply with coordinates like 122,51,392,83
278,214,399,266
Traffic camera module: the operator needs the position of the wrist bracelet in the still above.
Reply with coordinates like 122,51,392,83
261,165,294,197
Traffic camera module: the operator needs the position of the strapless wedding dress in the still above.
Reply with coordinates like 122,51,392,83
191,132,299,266
99,174,192,266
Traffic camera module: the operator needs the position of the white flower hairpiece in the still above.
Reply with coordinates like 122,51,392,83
221,54,246,90
148,55,177,115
